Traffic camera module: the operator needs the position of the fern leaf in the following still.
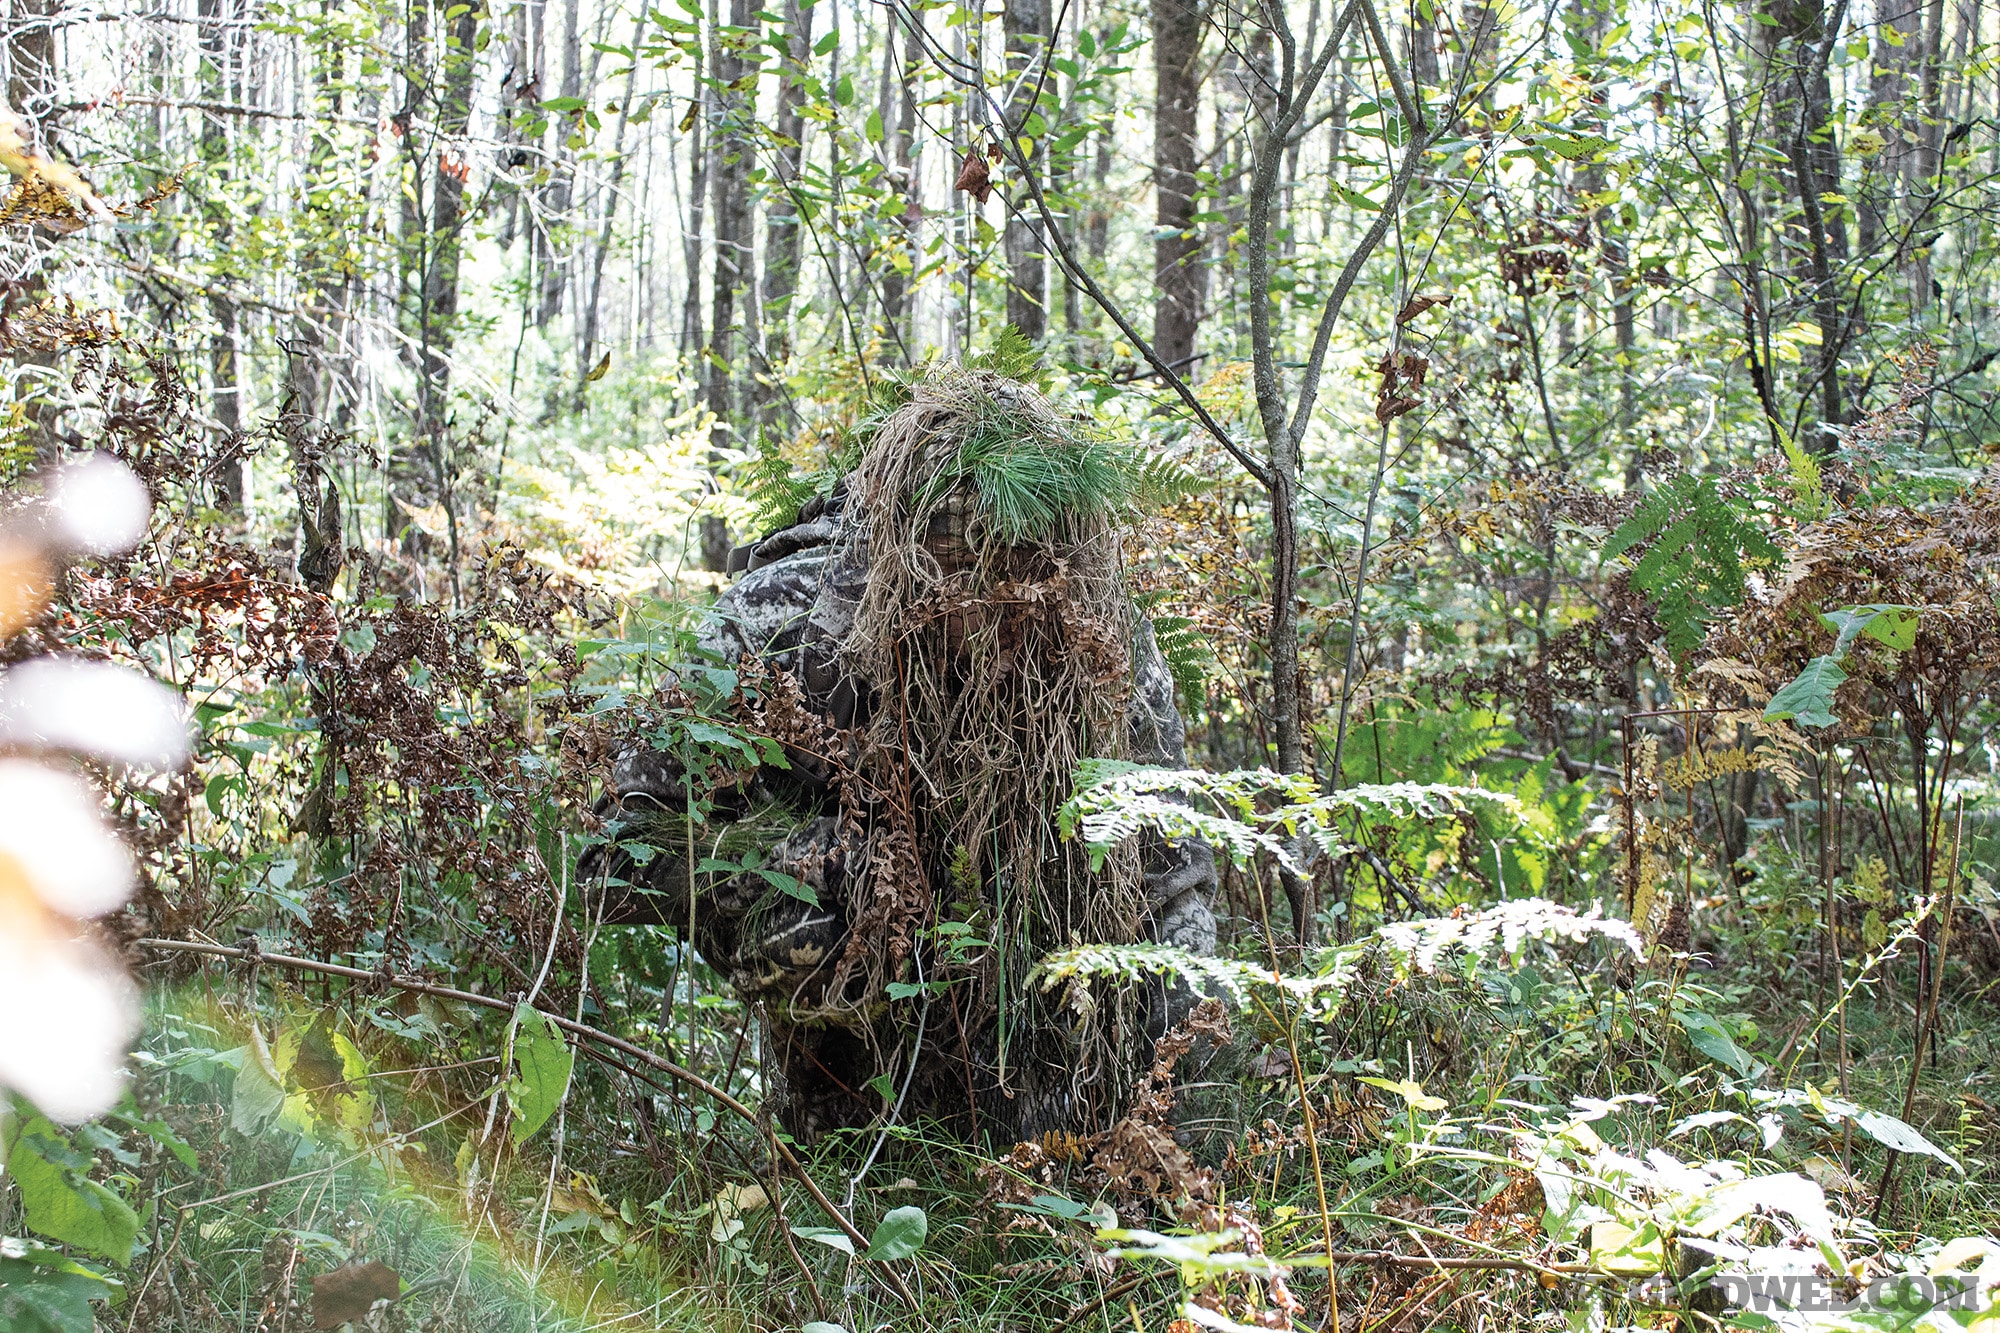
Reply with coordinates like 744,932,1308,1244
1608,474,1778,660
967,324,1043,381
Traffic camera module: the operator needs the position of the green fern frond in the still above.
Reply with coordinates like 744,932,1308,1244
1058,763,1526,875
1606,474,1778,660
1127,449,1207,508
1135,594,1214,705
967,323,1043,382
746,436,831,534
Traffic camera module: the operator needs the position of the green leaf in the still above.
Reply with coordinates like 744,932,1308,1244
507,1004,575,1143
1763,655,1847,729
4,1120,141,1263
1356,1076,1447,1112
812,30,838,53
0,1242,116,1333
861,1205,927,1260
1847,1108,1962,1171
1537,130,1616,161
864,108,883,142
1606,474,1777,661
1586,1219,1665,1275
1819,603,1919,654
1675,1009,1754,1076
756,867,818,905
230,1039,286,1135
833,73,854,105
791,1227,855,1256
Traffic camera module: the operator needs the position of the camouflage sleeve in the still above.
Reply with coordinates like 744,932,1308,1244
1126,618,1219,954
583,532,834,922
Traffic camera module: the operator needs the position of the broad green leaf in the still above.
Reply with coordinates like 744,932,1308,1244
229,1044,286,1135
791,1225,855,1255
328,1032,377,1139
756,867,817,905
1847,1108,1962,1171
1675,1009,1754,1075
4,1120,140,1263
1684,1172,1839,1260
861,1205,926,1261
1763,655,1847,728
0,1244,115,1333
1819,603,1919,653
1356,1076,1447,1112
1587,1219,1664,1275
508,1003,574,1143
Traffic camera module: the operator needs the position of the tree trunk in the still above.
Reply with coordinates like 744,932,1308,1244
1859,0,1920,253
575,10,647,413
534,0,582,327
198,0,245,510
1003,0,1050,339
1152,0,1203,374
879,8,922,357
758,0,814,426
6,0,57,135
6,0,61,462
700,0,757,570
677,29,708,363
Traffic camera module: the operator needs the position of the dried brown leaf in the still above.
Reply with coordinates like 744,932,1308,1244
1396,290,1453,324
954,149,993,203
311,1260,401,1329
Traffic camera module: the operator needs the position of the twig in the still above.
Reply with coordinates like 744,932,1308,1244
1065,1271,1164,1320
133,936,917,1309
1309,1248,1588,1275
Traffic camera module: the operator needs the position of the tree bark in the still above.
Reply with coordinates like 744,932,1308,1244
1859,0,1920,253
759,0,814,425
701,0,757,570
534,0,582,326
199,0,245,510
1003,0,1051,338
1152,0,1203,374
880,8,922,357
576,10,647,413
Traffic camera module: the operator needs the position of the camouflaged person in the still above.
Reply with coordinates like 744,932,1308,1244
579,370,1218,1141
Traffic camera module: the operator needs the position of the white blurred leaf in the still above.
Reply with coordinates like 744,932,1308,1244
0,659,189,769
0,760,134,917
47,455,150,557
0,926,139,1121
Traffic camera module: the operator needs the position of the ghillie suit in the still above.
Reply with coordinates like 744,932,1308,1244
579,367,1217,1142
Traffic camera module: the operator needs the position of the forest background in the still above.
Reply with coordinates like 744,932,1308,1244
2,0,2000,1323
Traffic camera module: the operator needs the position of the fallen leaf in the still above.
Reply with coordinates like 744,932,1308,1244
311,1260,401,1329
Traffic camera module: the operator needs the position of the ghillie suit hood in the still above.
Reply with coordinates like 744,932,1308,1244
582,365,1216,1141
